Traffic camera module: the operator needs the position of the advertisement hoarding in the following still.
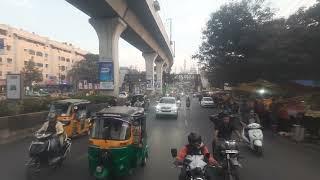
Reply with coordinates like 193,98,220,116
99,61,114,90
6,74,23,100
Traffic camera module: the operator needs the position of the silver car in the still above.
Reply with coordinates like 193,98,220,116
155,97,178,118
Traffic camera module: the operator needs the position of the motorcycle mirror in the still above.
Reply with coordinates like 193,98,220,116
171,148,177,158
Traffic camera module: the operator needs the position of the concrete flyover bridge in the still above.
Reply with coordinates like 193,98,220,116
66,0,174,96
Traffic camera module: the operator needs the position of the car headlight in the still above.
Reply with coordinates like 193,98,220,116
172,106,178,111
156,105,161,110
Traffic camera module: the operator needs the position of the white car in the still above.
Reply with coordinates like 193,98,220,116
118,91,128,98
200,97,214,107
156,97,178,118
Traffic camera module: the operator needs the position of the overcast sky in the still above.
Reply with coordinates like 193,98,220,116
0,0,317,72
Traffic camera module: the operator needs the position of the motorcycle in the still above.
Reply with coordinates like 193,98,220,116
170,149,214,180
241,122,263,156
218,140,241,180
26,132,71,179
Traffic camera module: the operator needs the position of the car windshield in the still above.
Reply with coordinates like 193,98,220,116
49,103,71,116
160,98,175,104
91,118,131,141
203,97,213,101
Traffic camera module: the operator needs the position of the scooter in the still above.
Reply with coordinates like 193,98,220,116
26,132,71,179
241,122,263,156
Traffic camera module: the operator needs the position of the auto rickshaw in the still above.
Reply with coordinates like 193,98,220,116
88,106,148,179
49,99,92,138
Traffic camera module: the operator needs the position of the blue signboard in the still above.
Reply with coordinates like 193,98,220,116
99,61,114,90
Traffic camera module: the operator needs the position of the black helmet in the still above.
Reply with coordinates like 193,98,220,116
188,132,202,146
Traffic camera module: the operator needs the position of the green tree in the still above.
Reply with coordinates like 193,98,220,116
194,0,320,87
21,60,43,88
67,54,99,88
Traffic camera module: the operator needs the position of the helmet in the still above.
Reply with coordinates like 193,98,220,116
188,132,202,146
48,112,57,122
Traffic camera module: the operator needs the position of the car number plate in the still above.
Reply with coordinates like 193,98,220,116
225,150,238,153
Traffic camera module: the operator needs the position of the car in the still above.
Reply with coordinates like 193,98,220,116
200,97,215,107
118,91,128,98
156,97,178,118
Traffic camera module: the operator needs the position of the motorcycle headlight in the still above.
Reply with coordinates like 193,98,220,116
96,166,103,173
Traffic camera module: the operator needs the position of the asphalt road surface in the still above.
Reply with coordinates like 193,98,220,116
1,98,320,180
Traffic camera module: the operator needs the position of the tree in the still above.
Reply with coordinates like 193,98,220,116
193,0,320,87
21,60,43,88
67,54,99,87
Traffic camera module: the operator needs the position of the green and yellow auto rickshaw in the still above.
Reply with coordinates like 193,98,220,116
49,99,92,138
88,106,148,179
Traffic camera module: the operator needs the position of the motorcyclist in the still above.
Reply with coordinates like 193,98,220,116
212,113,241,159
186,96,191,108
37,112,66,150
175,132,218,180
247,109,261,124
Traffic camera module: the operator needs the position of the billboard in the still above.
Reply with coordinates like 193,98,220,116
99,61,114,90
6,74,23,100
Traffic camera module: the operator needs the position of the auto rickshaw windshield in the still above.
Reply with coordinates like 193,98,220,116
49,103,72,116
91,118,131,141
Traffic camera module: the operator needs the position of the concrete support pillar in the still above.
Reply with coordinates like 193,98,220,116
142,52,158,93
89,17,127,97
155,60,165,93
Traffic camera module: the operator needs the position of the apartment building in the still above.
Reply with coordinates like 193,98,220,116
0,24,87,85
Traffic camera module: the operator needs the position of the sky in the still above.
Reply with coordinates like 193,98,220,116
0,0,317,72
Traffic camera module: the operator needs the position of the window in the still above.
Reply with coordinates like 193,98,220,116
66,58,70,62
159,98,176,104
36,63,43,67
61,74,66,80
91,118,131,140
45,64,48,68
45,53,48,57
61,57,65,61
0,57,2,62
24,61,28,65
7,71,11,74
24,49,27,52
6,45,11,51
0,71,2,76
36,52,43,57
7,58,12,64
0,29,7,36
45,74,48,78
28,49,35,55
31,56,34,60
60,65,65,71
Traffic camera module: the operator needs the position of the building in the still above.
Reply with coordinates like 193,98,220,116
0,24,87,86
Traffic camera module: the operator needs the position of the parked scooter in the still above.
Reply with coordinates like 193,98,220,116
241,122,263,156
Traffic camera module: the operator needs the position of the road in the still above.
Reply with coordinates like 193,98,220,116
1,98,320,180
